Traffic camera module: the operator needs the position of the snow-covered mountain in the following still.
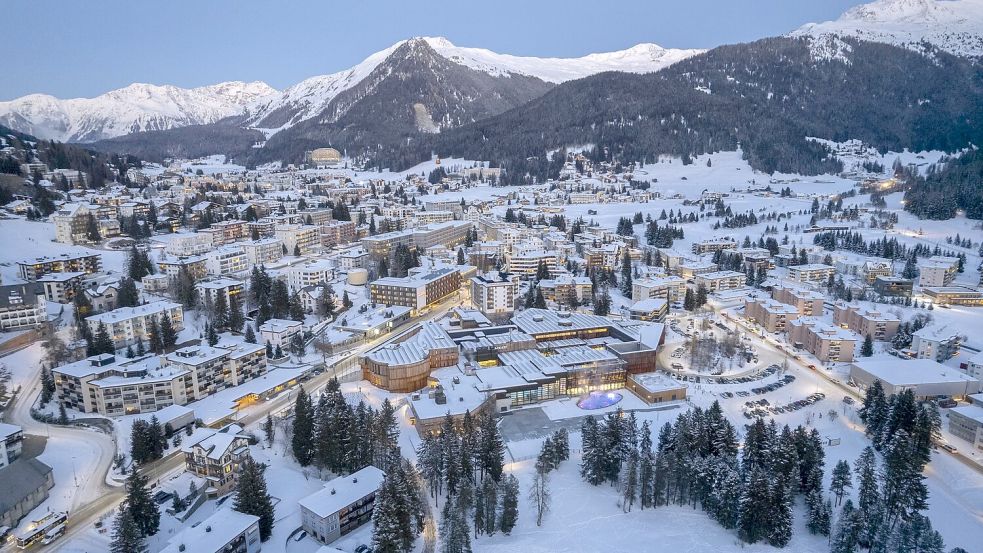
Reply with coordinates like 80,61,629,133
790,0,983,58
245,36,704,132
0,81,277,143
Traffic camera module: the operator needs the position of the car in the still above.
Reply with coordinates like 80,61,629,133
941,444,958,454
294,531,308,542
808,364,817,370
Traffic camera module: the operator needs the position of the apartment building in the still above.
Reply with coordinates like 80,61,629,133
362,229,415,260
0,423,23,467
788,317,858,363
247,220,275,239
202,220,249,246
275,224,319,255
287,259,335,293
158,256,208,280
786,264,836,284
182,426,252,497
911,324,961,362
164,233,214,257
833,303,900,341
85,301,184,348
258,319,303,348
632,276,687,303
692,238,737,255
677,261,718,280
371,267,461,312
918,256,959,288
873,276,914,298
196,278,245,308
320,220,356,247
470,272,519,321
241,238,284,267
299,208,334,226
160,509,261,553
628,299,668,322
508,250,558,278
51,203,99,244
771,285,825,316
412,221,471,250
745,298,800,333
541,275,593,306
0,283,47,330
300,466,385,545
205,246,248,277
695,270,746,292
16,252,102,281
922,286,983,306
37,272,85,304
414,210,455,225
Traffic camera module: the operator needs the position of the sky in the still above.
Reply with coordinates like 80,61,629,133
2,0,865,100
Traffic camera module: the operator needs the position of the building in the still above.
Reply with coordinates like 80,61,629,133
745,298,800,333
412,221,472,251
196,278,245,308
628,299,668,322
918,256,959,287
695,270,746,293
164,233,214,257
873,276,913,298
0,458,54,530
205,246,248,276
788,317,858,363
158,256,208,280
633,276,687,303
160,508,261,553
692,238,737,255
832,303,900,341
370,268,461,312
922,286,983,307
51,203,97,244
786,264,836,284
306,147,342,167
911,324,961,362
966,351,983,380
948,405,983,448
508,250,558,278
771,284,825,316
0,423,23,467
320,220,356,247
16,252,102,281
470,272,519,322
849,359,981,399
182,425,252,497
287,259,335,293
275,224,319,255
676,261,718,280
54,343,267,416
241,238,284,267
361,229,415,260
37,272,85,304
85,301,184,348
258,319,303,348
626,372,687,404
0,283,47,330
300,466,385,545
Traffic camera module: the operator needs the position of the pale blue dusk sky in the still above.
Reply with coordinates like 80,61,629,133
3,0,864,100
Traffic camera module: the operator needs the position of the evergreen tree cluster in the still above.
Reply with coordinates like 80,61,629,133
644,220,684,248
130,416,168,465
372,451,426,553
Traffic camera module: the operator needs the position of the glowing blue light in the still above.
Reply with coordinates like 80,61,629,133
577,391,624,410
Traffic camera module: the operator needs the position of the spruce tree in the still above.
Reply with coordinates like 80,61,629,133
291,387,314,465
861,334,874,357
244,325,256,343
478,414,504,483
498,474,519,535
124,469,160,537
159,314,178,351
110,504,146,553
263,413,275,447
234,457,276,541
482,477,497,535
831,459,852,506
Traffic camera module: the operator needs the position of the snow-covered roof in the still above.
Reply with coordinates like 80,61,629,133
160,508,259,553
298,465,385,519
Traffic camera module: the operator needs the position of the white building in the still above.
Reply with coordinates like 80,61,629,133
0,423,23,467
850,359,980,399
241,238,284,267
695,270,746,293
287,260,335,293
275,224,319,255
299,465,385,545
911,324,961,362
918,256,959,288
164,233,214,257
786,264,836,284
196,278,245,308
470,272,518,320
259,319,303,348
85,301,184,348
206,246,249,277
160,508,261,553
0,283,47,330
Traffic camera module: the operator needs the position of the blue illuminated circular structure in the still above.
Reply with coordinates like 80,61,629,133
577,391,623,410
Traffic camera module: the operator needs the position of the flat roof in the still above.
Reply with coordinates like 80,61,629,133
160,508,258,553
851,359,979,386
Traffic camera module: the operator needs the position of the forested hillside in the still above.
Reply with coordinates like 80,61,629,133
903,149,983,219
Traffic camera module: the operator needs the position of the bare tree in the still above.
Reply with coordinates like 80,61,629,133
529,469,551,526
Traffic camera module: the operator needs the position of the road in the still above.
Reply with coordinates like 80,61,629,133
11,293,465,551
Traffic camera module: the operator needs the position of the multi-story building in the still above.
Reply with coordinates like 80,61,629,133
196,278,245,308
0,458,54,531
54,342,267,416
922,286,983,306
157,256,208,280
37,272,85,304
51,203,98,244
361,229,415,260
695,270,745,292
628,299,668,322
412,221,471,251
258,319,303,348
16,253,102,281
320,220,356,247
414,210,455,226
692,238,737,255
470,272,518,321
205,246,248,277
203,220,249,246
371,268,461,312
633,276,687,303
832,303,900,341
160,508,261,553
872,276,913,298
786,263,836,284
677,261,718,280
275,224,319,255
771,284,825,316
788,317,858,363
182,426,252,497
0,283,47,330
911,324,961,362
287,259,335,293
0,423,23,467
240,238,284,267
508,250,558,278
300,466,385,545
164,233,214,257
861,260,893,284
918,256,960,287
745,298,800,333
541,275,593,306
85,301,184,348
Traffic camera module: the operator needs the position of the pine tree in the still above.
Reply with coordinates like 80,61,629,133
498,474,519,535
831,500,860,553
245,325,256,344
621,451,638,512
263,414,275,447
212,289,229,330
228,294,244,333
767,477,793,547
580,416,605,485
110,504,146,553
831,459,852,506
40,368,55,405
738,468,771,543
620,252,633,297
806,489,832,536
234,457,276,541
124,469,160,537
291,387,315,465
58,402,69,425
482,477,497,535
94,321,115,354
861,334,874,357
159,314,177,351
478,414,504,483
116,277,139,308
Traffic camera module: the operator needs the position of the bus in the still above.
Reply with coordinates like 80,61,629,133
16,511,67,549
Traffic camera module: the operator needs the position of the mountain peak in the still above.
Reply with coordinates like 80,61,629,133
790,0,983,57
